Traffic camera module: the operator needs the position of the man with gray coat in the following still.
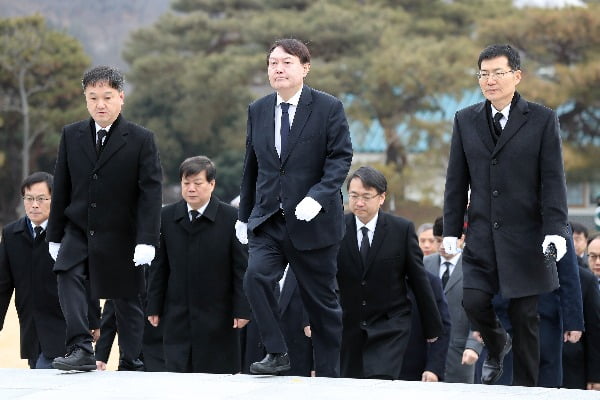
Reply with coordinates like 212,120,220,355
424,216,483,383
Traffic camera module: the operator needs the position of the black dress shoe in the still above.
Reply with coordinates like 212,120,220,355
52,347,96,372
118,358,145,371
481,334,512,384
249,353,291,375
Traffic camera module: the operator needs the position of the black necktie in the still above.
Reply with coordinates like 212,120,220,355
34,226,44,243
441,261,451,288
190,209,200,222
360,226,370,266
493,113,503,137
280,103,291,155
96,129,107,156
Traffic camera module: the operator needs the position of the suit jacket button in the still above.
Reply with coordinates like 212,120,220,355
493,222,500,229
362,300,367,306
492,190,499,197
280,169,285,175
92,174,98,180
89,230,95,236
361,280,366,286
361,321,367,327
491,159,498,165
91,202,97,208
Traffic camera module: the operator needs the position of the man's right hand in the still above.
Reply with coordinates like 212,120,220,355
147,315,160,327
442,237,458,255
48,242,61,261
235,220,248,244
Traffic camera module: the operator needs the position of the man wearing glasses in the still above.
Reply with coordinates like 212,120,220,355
336,166,443,379
443,44,569,386
0,172,99,369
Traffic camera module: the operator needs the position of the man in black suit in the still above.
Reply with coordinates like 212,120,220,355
0,172,99,368
47,66,163,371
443,44,569,386
146,156,250,373
336,166,443,380
236,38,353,377
562,234,600,391
571,222,589,269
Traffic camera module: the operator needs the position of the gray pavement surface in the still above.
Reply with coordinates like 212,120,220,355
0,368,596,400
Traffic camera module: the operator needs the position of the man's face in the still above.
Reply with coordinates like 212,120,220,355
479,56,521,109
588,238,600,278
267,46,310,99
84,81,124,128
348,178,385,225
181,170,215,210
23,182,51,225
573,232,588,256
418,228,437,256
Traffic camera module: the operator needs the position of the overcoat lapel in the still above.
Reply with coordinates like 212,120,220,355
492,97,529,157
95,122,127,170
345,216,363,277
473,102,495,154
76,123,98,166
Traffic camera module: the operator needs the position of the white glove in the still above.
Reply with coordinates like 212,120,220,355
295,197,322,222
542,235,567,262
235,220,248,245
49,242,61,261
442,237,459,255
133,244,155,266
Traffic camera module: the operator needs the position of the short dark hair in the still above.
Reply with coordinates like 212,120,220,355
179,155,216,182
82,66,124,92
570,221,589,238
21,171,53,196
433,216,444,237
267,38,311,66
588,233,600,247
347,166,387,194
478,44,521,71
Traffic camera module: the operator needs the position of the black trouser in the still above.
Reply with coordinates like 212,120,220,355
57,263,144,362
244,212,342,377
463,288,539,386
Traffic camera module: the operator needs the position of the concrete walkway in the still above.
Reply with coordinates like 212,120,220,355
0,369,596,400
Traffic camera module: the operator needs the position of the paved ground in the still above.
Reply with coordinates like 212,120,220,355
0,369,597,400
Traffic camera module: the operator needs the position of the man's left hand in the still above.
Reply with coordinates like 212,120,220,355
542,235,567,261
421,371,439,382
133,244,155,266
295,197,322,221
564,330,582,343
233,318,249,329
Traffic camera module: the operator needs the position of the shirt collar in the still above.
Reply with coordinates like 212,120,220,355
95,122,113,134
491,102,511,120
355,214,378,233
187,201,209,216
277,86,303,107
29,219,48,231
441,252,461,267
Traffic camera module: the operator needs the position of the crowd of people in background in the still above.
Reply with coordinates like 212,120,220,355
0,39,598,392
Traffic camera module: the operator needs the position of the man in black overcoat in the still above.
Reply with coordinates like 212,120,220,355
0,173,99,368
337,166,443,379
47,66,162,371
443,44,569,386
147,156,250,373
